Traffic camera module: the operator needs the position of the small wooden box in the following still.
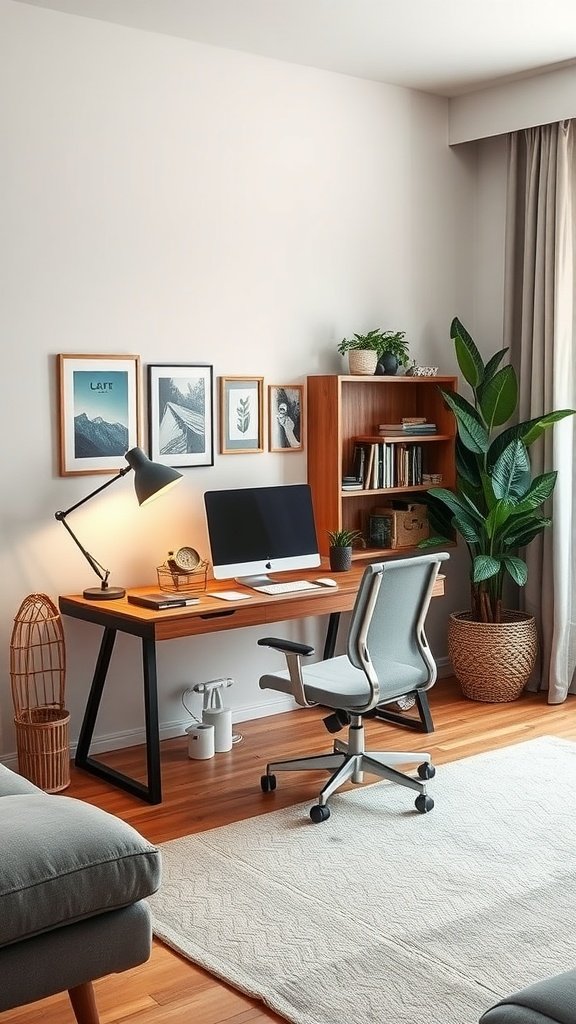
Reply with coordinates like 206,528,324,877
369,503,429,549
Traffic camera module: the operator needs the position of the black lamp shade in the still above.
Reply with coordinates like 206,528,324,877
124,448,183,505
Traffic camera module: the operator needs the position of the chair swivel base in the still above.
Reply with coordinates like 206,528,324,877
261,733,435,823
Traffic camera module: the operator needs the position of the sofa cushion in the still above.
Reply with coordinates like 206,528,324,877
480,970,576,1024
0,764,42,797
0,794,161,947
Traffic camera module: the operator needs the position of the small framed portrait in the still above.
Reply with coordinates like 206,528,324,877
268,384,304,452
57,354,140,476
219,376,264,454
148,364,214,468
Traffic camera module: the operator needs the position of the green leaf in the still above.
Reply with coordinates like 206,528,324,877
456,437,482,487
503,518,551,548
492,439,531,501
441,389,489,454
501,555,528,586
428,487,483,524
487,410,576,469
450,317,484,387
418,534,450,549
482,348,508,383
452,514,481,543
484,500,513,539
472,554,500,582
521,409,576,445
478,365,518,428
514,472,558,513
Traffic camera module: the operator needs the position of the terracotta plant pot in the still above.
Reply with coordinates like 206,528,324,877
448,610,538,702
329,546,353,572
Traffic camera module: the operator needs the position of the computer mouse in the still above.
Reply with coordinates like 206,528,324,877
315,577,338,588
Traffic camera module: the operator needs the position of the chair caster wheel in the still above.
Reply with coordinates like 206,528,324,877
415,794,434,813
417,762,435,780
261,774,276,793
310,804,330,823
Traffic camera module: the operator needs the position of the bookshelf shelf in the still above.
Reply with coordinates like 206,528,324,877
307,374,457,556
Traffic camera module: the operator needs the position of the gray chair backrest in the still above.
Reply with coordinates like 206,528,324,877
346,553,449,694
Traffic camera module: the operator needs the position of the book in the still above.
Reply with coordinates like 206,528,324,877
128,592,200,609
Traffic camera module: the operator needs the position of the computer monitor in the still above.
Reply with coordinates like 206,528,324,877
204,483,321,587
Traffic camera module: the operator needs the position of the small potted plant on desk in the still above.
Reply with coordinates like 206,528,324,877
337,329,410,376
327,528,363,572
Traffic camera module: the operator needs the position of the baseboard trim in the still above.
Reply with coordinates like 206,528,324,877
0,659,452,768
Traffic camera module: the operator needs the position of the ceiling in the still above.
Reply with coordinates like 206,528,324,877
14,0,576,97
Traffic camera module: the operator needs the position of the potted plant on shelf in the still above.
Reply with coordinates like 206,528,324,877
420,316,575,702
337,329,409,376
327,528,363,572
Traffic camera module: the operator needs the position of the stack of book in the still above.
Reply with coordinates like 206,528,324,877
377,416,437,436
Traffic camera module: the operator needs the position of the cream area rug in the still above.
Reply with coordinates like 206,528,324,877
150,737,576,1024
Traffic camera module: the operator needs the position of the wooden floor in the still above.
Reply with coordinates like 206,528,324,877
2,679,576,1024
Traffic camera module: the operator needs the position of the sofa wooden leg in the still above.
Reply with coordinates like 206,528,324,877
68,981,100,1024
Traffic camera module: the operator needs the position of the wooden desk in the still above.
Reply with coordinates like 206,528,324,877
59,566,444,804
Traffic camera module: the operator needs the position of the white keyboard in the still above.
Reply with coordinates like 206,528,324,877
253,580,322,595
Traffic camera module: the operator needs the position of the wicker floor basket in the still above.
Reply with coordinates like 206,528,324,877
448,610,538,703
10,593,70,792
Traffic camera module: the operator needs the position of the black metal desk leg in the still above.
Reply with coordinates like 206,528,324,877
323,612,341,660
75,627,117,764
74,629,162,804
142,637,162,804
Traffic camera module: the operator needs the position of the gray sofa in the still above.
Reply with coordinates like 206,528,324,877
0,763,161,1024
480,970,576,1023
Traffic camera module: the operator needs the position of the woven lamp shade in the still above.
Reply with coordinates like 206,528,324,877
10,593,70,792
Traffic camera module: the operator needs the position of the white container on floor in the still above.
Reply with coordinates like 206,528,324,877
186,723,215,760
202,707,233,752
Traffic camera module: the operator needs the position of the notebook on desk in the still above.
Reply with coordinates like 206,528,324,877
127,592,200,609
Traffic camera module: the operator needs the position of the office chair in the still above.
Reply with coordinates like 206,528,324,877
258,552,449,823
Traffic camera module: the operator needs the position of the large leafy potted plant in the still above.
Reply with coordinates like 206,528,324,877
338,329,409,376
422,317,575,702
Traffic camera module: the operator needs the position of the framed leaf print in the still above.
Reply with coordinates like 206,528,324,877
219,376,264,454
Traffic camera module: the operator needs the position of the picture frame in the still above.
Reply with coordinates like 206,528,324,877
148,364,214,468
57,354,140,476
219,376,264,454
268,384,304,452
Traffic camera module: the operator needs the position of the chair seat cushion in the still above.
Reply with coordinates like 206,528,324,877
260,654,426,708
0,793,161,947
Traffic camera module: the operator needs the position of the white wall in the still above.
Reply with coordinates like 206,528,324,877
0,0,476,762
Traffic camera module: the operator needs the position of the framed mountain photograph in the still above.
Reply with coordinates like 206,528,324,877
57,354,140,476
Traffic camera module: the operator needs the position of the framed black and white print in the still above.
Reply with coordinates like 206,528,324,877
219,376,264,454
148,364,214,468
58,354,140,476
268,384,304,452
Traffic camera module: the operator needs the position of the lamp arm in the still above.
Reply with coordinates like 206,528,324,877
56,514,110,586
55,466,132,591
56,466,131,519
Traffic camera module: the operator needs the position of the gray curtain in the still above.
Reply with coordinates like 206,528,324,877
504,120,576,702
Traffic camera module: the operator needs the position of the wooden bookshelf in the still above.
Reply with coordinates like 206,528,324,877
307,374,457,557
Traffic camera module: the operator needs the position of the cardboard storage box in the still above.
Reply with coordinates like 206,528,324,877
369,502,429,549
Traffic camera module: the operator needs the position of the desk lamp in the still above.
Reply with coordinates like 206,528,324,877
55,447,183,601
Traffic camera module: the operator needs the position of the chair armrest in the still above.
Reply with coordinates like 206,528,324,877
258,637,315,657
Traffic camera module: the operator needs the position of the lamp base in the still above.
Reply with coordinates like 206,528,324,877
83,586,126,601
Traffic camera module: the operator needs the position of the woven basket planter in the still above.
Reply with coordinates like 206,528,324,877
448,610,538,702
348,349,378,375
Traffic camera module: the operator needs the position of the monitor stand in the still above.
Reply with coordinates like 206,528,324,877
235,574,275,589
